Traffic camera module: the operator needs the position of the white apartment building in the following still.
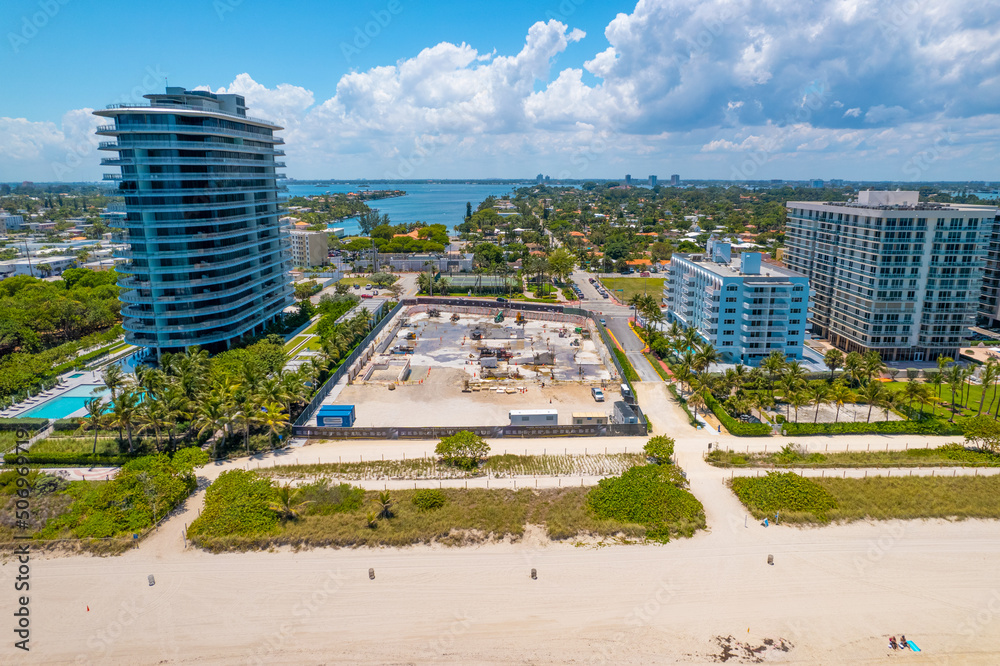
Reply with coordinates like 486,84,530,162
663,240,812,366
290,230,329,268
785,191,998,362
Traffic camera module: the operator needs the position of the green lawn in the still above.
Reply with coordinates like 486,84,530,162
284,335,308,352
601,277,664,303
883,379,1000,422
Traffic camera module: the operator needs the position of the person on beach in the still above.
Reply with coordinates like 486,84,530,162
888,636,898,650
899,635,908,649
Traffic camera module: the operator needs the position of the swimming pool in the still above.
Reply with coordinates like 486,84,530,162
22,385,109,420
69,373,84,378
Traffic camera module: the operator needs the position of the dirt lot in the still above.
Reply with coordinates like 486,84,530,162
328,307,624,427
336,367,622,427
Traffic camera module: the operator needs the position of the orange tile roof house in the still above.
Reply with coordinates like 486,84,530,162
393,229,421,239
626,258,652,267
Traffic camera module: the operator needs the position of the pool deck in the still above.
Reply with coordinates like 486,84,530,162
0,369,109,420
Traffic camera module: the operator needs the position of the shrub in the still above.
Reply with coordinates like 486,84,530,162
298,480,364,515
586,465,705,542
780,420,962,436
644,436,675,464
435,431,490,470
704,392,772,437
730,472,838,521
612,347,640,383
4,452,132,466
0,418,49,432
187,470,278,540
38,453,199,539
412,489,447,511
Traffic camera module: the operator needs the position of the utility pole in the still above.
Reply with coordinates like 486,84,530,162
23,240,34,277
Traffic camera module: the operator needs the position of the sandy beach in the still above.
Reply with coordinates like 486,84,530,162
3,383,999,664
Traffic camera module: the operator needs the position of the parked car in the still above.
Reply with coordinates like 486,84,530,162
601,293,609,298
640,271,650,277
588,277,596,283
497,297,507,302
361,293,373,299
591,387,605,402
365,284,373,290
599,318,606,325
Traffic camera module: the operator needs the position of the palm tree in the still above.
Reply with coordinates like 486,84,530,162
790,390,810,423
375,490,394,519
258,401,289,448
935,355,953,400
161,385,190,453
946,365,964,422
112,389,140,454
901,379,923,418
80,397,109,456
807,381,831,423
688,390,707,418
693,343,721,374
881,392,898,422
843,351,864,387
99,364,127,442
681,327,702,354
862,350,887,384
136,399,168,451
234,396,261,455
269,483,312,520
751,391,775,423
859,381,883,423
195,392,228,459
761,351,786,398
829,382,854,423
778,375,803,420
824,348,844,382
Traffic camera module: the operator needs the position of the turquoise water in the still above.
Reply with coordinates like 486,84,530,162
69,373,84,378
286,182,524,234
22,385,108,420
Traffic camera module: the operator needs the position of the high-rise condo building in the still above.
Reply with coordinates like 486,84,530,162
95,86,292,357
625,174,632,185
663,240,811,366
977,212,1000,329
649,175,658,187
670,174,680,187
785,191,998,362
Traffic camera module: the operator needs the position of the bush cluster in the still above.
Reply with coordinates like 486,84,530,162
412,489,447,511
187,469,279,540
730,472,838,521
780,419,963,436
704,393,772,436
586,464,705,542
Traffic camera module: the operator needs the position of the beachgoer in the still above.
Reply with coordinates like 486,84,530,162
899,635,908,649
889,636,898,650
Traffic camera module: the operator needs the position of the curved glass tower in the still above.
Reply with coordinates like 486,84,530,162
95,87,293,356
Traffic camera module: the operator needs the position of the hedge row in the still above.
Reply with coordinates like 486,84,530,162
705,393,772,437
3,452,131,466
612,347,640,384
50,341,123,376
780,419,964,436
0,418,49,432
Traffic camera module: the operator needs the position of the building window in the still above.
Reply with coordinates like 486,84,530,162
724,319,735,325
722,341,733,346
723,330,734,336
725,297,736,303
725,308,735,314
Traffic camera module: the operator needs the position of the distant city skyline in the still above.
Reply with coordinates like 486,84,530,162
1,0,998,182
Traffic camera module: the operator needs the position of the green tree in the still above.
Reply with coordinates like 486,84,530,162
643,435,675,464
824,348,844,382
547,247,576,283
435,430,490,470
963,415,1000,453
269,483,312,520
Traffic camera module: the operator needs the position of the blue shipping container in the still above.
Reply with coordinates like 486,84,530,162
317,405,356,427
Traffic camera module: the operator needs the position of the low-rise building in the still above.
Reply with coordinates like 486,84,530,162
290,230,329,268
663,240,812,366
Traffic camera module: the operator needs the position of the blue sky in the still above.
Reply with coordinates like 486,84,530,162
1,0,998,182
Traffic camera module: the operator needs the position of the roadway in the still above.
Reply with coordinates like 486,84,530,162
571,268,662,382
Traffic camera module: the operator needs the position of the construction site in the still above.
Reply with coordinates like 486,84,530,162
323,303,631,429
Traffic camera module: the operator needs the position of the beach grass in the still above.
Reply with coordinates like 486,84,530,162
706,444,1000,469
729,473,1000,523
256,453,646,481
